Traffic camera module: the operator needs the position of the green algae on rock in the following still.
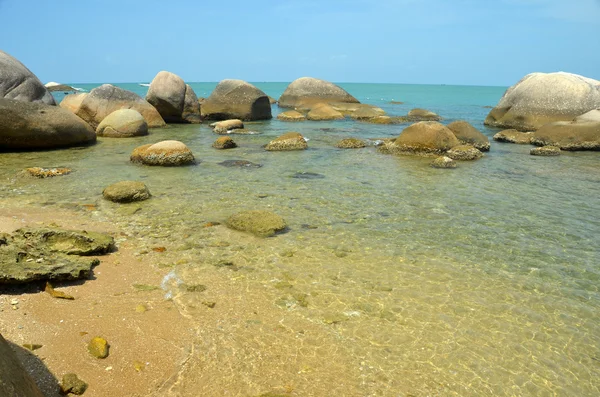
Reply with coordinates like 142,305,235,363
60,373,88,395
225,210,287,237
88,337,109,359
335,137,367,149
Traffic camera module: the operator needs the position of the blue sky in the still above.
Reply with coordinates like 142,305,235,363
1,0,599,86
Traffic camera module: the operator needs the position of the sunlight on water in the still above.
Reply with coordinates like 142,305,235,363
1,83,599,396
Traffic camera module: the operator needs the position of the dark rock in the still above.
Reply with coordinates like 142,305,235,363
265,132,308,151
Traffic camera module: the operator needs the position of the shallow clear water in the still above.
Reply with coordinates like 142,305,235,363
2,83,600,396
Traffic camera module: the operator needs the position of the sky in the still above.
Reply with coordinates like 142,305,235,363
1,0,599,86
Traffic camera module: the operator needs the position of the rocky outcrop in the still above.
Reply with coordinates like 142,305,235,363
0,98,96,150
0,334,45,396
96,109,148,137
201,79,271,121
531,120,600,150
493,129,533,144
131,140,196,166
265,132,308,151
70,84,166,129
446,145,484,161
385,121,459,156
210,119,244,134
484,72,600,131
0,50,55,105
0,227,114,284
306,104,344,121
145,71,201,123
212,136,237,149
103,181,151,202
335,138,366,149
278,77,359,109
277,110,306,121
446,120,490,151
226,210,287,237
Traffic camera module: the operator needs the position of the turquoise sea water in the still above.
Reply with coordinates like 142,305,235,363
2,82,600,396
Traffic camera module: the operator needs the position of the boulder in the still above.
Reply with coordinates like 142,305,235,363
431,156,457,169
493,129,533,144
0,227,114,284
446,145,483,161
484,72,600,131
146,71,186,122
201,79,272,121
530,146,561,156
265,132,308,151
446,120,490,151
73,84,166,129
103,181,151,203
0,334,45,396
212,136,237,149
182,84,202,123
278,77,359,108
406,108,441,121
0,50,55,105
59,92,87,113
45,82,77,92
210,119,244,134
363,116,397,125
574,109,600,123
387,121,460,155
531,120,600,150
0,98,96,150
306,104,344,121
335,138,367,149
225,210,287,237
347,105,387,120
130,140,195,166
277,110,306,122
96,109,148,137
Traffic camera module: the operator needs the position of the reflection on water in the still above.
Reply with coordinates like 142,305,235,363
1,106,599,396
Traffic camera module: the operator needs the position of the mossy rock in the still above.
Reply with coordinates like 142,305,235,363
103,181,151,203
88,337,109,359
446,145,483,161
60,373,88,395
265,132,307,151
335,137,367,149
430,156,457,169
225,210,287,237
212,136,237,149
530,146,561,156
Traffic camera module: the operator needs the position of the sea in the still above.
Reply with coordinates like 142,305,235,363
1,82,599,396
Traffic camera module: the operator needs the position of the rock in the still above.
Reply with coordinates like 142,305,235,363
96,109,148,138
530,146,561,156
201,79,272,121
363,116,396,125
292,172,325,179
0,50,55,105
330,103,385,118
0,227,114,284
71,84,166,129
268,96,277,104
212,137,237,149
217,160,262,168
531,120,600,150
277,110,306,121
446,120,490,151
386,121,460,156
493,129,533,144
130,140,195,166
306,104,344,121
278,77,359,108
103,181,151,203
431,156,457,169
0,98,96,150
574,109,600,123
484,72,600,131
210,119,244,134
44,82,77,92
25,167,71,178
225,210,287,237
335,138,367,149
182,84,202,123
88,337,109,359
265,132,308,151
45,282,74,300
446,145,483,161
60,373,88,395
0,334,45,397
406,108,442,121
59,92,87,113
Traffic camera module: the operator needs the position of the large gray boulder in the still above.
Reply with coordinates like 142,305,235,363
484,72,600,131
0,98,96,150
201,79,271,121
67,84,166,129
0,50,55,105
146,71,186,122
278,77,359,109
0,334,45,397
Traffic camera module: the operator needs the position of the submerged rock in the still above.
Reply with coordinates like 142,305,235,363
25,167,71,178
103,181,151,203
212,136,237,149
265,132,308,151
446,120,490,151
446,145,483,161
493,129,533,144
530,146,561,156
277,110,306,121
306,103,344,121
0,227,114,284
130,140,195,166
226,210,287,237
292,172,325,179
406,108,441,121
335,138,367,149
431,156,457,169
217,160,262,168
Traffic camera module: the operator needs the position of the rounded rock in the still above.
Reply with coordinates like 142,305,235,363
335,138,367,149
277,110,306,122
88,337,109,359
446,120,490,151
96,109,148,137
130,140,195,166
0,50,55,105
265,132,308,151
446,145,484,161
278,77,359,109
201,79,271,121
431,156,457,169
389,121,460,155
226,210,287,237
103,181,151,203
212,137,237,149
306,104,344,121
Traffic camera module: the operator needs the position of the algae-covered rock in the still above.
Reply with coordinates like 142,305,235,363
306,103,344,121
25,167,71,178
493,129,533,144
60,373,88,395
225,210,287,237
386,121,460,156
212,136,237,149
265,132,308,151
406,108,441,121
446,120,490,151
446,145,483,161
88,337,109,359
277,110,306,121
0,227,114,284
430,156,457,169
210,119,244,134
530,146,561,156
335,138,366,149
103,181,151,203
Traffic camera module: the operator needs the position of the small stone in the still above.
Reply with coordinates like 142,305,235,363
212,136,237,149
88,337,109,359
201,301,216,309
22,344,43,351
135,304,148,313
265,132,308,151
430,156,457,169
133,361,146,372
25,167,72,178
45,282,75,300
60,373,88,395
